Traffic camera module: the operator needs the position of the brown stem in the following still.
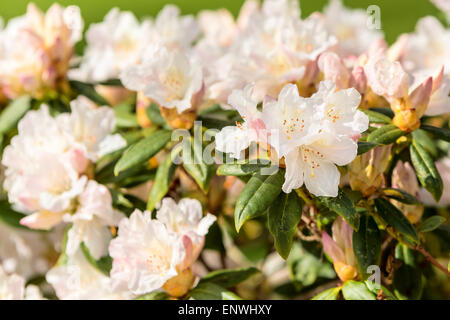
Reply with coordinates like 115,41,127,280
415,245,450,277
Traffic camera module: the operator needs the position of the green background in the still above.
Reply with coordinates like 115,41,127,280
0,0,446,43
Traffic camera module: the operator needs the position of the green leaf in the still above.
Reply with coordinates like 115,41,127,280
410,139,443,202
114,103,139,128
317,189,360,231
367,124,405,145
268,192,302,259
135,292,170,300
369,107,394,118
80,243,112,276
114,129,172,175
364,280,397,300
182,136,215,193
69,80,109,106
190,282,242,300
217,162,271,176
420,124,450,142
412,129,438,158
393,244,423,300
311,287,341,300
352,215,381,280
374,198,418,242
361,109,392,124
417,216,446,233
204,221,225,253
199,267,260,288
380,188,420,204
145,103,169,128
0,95,31,134
146,148,180,211
234,169,284,232
357,141,380,155
342,281,376,300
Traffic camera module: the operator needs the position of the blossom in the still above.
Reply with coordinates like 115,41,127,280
0,265,43,300
46,250,131,300
109,209,186,295
121,44,203,113
0,3,83,99
322,217,358,282
323,0,383,56
69,8,151,83
64,181,124,259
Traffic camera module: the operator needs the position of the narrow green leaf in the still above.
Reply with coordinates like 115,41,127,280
374,198,418,242
417,216,446,233
190,282,242,300
69,80,109,106
412,129,438,158
234,169,284,232
380,188,420,204
114,129,171,175
311,287,341,300
367,124,405,145
357,141,380,155
145,103,169,128
217,162,271,176
146,147,180,211
364,281,397,300
268,192,302,259
369,107,394,118
361,109,392,124
114,103,139,128
420,124,450,142
80,242,112,276
199,267,260,288
410,139,443,201
0,95,31,134
342,280,376,300
352,215,381,280
317,189,360,231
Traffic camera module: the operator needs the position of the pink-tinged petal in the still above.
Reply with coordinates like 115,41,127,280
322,231,345,263
431,66,444,95
409,76,432,114
318,52,350,90
179,235,194,271
387,34,408,62
20,211,64,230
350,66,367,94
66,147,89,174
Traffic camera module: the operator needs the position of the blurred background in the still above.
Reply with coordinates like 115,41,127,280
0,0,446,44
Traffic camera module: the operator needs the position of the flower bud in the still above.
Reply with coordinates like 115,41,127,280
162,268,195,298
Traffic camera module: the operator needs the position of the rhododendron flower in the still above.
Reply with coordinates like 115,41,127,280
69,8,151,83
322,217,358,282
0,265,43,300
64,181,124,259
46,250,131,300
121,44,203,113
0,3,82,99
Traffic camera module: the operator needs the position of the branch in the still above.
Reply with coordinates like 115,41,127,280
415,245,450,277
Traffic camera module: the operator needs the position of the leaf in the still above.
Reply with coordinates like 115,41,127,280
367,124,405,145
380,188,420,204
412,129,438,158
268,192,302,259
135,292,170,300
146,148,180,211
114,129,171,175
145,103,169,128
114,103,139,128
199,267,260,288
364,280,397,300
311,287,341,300
342,281,376,300
374,198,418,242
352,215,381,280
234,169,284,232
410,139,443,202
217,162,271,176
417,216,446,233
182,136,215,193
393,244,423,300
190,282,242,300
357,141,380,155
420,124,450,142
80,243,112,276
317,189,360,231
204,221,225,253
0,95,31,134
0,200,46,232
69,80,109,106
369,107,394,118
361,109,392,124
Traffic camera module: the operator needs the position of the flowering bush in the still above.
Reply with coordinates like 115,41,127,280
0,0,449,300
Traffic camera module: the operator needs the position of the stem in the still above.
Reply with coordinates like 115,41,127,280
415,245,450,277
295,188,314,206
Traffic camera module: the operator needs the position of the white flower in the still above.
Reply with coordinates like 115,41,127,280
430,0,450,23
69,8,151,82
121,44,203,113
0,265,43,300
64,181,124,259
46,250,131,300
323,0,383,56
109,209,186,295
215,84,266,158
156,198,216,268
58,96,126,161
